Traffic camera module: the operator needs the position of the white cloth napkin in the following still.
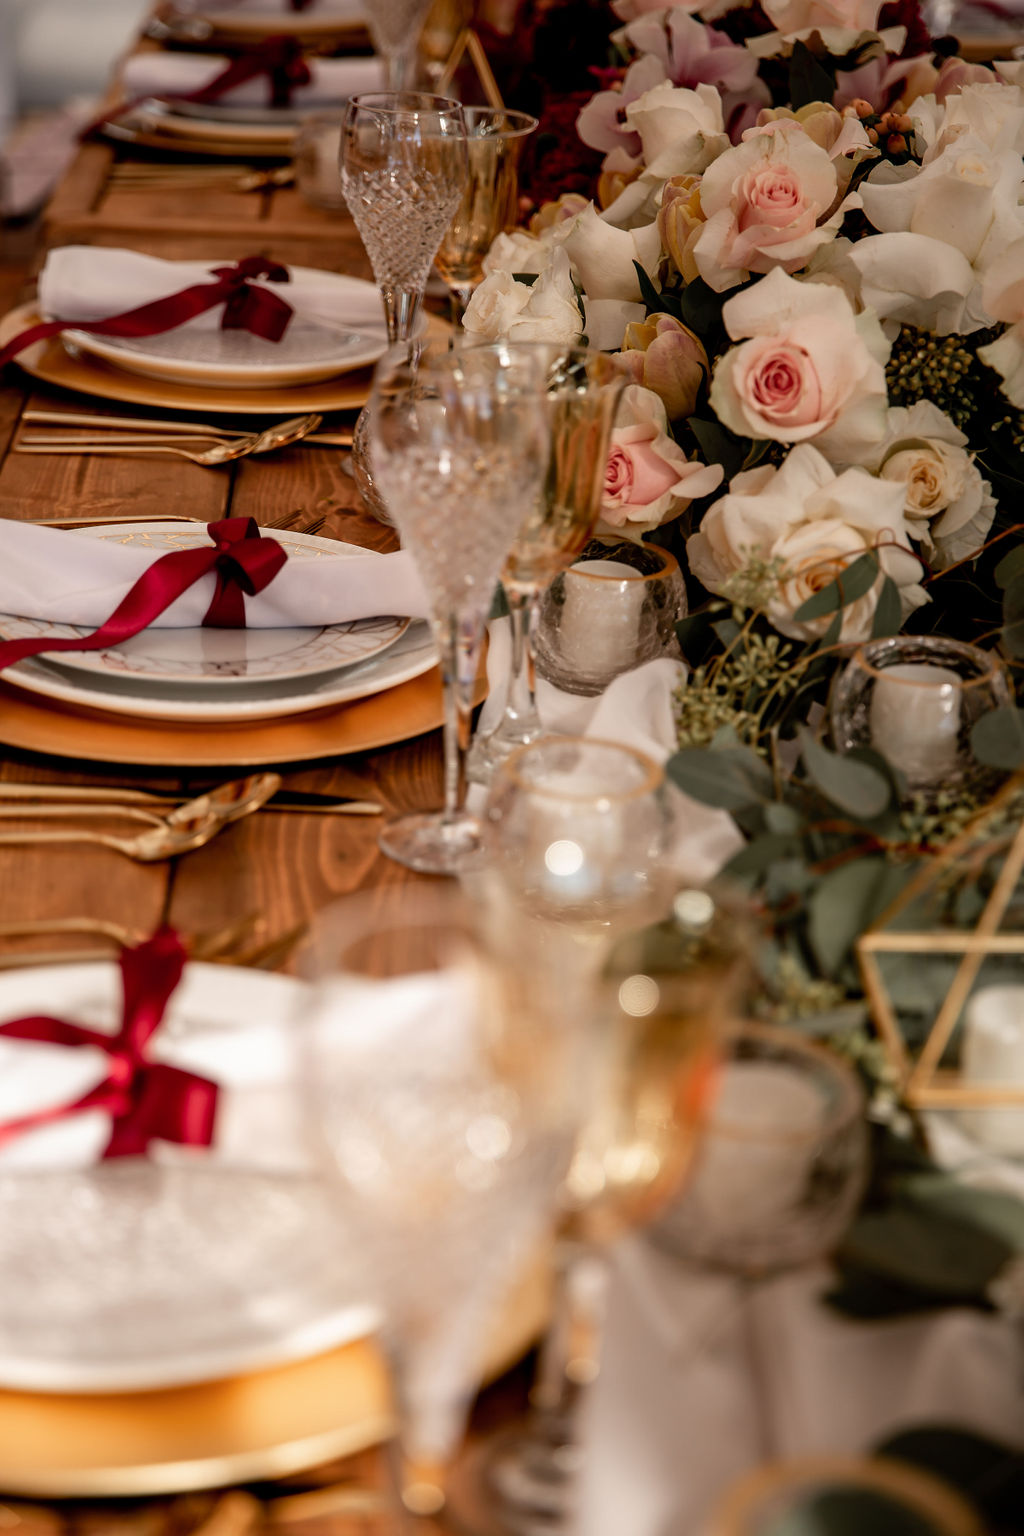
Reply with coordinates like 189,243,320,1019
37,246,380,334
0,520,429,631
575,1238,1024,1536
120,50,383,107
475,618,744,885
0,961,309,1172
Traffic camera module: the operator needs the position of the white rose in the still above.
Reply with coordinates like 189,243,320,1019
710,267,889,464
846,231,980,335
482,230,553,278
978,234,1024,408
859,134,1024,277
463,251,583,345
560,202,661,302
687,443,925,641
624,81,729,180
923,80,1024,163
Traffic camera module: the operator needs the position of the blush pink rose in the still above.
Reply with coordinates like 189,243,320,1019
605,437,682,508
738,340,824,428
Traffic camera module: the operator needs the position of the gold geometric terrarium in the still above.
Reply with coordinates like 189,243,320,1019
857,774,1024,1116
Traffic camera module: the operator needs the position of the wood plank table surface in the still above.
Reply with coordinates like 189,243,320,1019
0,25,533,1529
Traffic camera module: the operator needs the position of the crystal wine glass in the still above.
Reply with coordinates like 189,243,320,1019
299,885,583,1522
341,92,467,524
467,353,628,784
434,105,538,326
369,341,565,875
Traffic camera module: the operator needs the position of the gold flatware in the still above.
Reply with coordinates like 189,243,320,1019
23,508,329,532
0,774,280,862
23,410,351,448
17,414,323,463
0,780,381,816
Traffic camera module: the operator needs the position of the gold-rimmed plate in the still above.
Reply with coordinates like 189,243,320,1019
0,303,448,416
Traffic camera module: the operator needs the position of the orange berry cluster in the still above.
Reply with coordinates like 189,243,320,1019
847,98,915,157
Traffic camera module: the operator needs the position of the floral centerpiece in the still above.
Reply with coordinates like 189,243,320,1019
465,0,1024,1327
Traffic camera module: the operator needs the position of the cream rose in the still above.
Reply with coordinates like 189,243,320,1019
694,125,860,292
560,202,662,302
624,80,730,181
710,267,889,463
978,235,1024,408
846,230,980,335
687,443,925,641
868,402,996,567
599,384,723,539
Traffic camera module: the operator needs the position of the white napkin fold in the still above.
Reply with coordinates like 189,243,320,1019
0,521,429,631
120,50,383,107
575,1238,1024,1536
476,619,744,885
37,246,380,334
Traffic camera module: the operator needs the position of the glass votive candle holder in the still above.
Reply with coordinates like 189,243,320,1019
293,111,348,211
532,541,686,697
651,1022,868,1275
829,635,1011,794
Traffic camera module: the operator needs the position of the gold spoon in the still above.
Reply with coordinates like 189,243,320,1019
0,774,281,862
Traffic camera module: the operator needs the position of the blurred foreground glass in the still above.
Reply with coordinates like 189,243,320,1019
294,110,347,210
533,541,687,698
341,91,467,526
452,890,747,1536
300,887,581,1523
480,736,679,977
434,106,538,324
467,355,629,785
369,342,556,874
363,0,438,91
652,1022,868,1274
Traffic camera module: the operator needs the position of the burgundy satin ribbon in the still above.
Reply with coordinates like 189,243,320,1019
0,256,294,370
0,517,288,674
0,928,218,1159
82,32,314,137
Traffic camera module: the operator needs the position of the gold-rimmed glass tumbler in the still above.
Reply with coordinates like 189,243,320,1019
434,106,538,325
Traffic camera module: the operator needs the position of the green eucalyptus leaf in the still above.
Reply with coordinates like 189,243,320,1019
994,544,1024,589
788,38,838,110
871,576,903,639
666,746,765,811
971,705,1024,769
903,1175,1024,1251
723,832,797,878
793,552,879,622
765,802,804,835
808,857,886,978
675,275,726,338
688,415,748,481
837,1198,1012,1303
799,728,891,818
631,258,669,317
712,617,742,648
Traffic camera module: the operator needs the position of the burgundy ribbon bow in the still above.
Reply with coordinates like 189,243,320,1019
0,928,218,1159
0,516,288,675
0,256,293,371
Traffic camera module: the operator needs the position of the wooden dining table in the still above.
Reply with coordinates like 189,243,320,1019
0,29,530,1532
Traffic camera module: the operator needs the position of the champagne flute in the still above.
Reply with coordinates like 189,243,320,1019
341,91,467,525
365,0,437,92
454,873,745,1535
434,106,539,326
299,886,582,1523
370,342,566,875
467,354,628,784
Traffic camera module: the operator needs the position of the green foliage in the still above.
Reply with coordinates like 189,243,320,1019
787,40,838,110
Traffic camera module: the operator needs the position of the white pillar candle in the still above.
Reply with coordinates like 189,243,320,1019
684,1061,825,1231
556,560,647,681
869,662,962,781
961,985,1024,1156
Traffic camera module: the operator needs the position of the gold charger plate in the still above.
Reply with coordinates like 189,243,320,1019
0,304,448,417
104,113,297,159
0,1259,548,1498
0,661,454,766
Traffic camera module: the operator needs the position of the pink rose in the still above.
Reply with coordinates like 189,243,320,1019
605,437,682,509
695,125,859,292
599,384,723,538
710,268,890,463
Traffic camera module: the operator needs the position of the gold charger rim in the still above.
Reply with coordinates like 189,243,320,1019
0,662,453,766
0,303,448,416
0,1256,548,1497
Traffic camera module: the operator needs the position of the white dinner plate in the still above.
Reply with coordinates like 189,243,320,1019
0,961,380,1394
9,622,436,723
57,269,394,389
0,525,408,689
134,100,297,147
